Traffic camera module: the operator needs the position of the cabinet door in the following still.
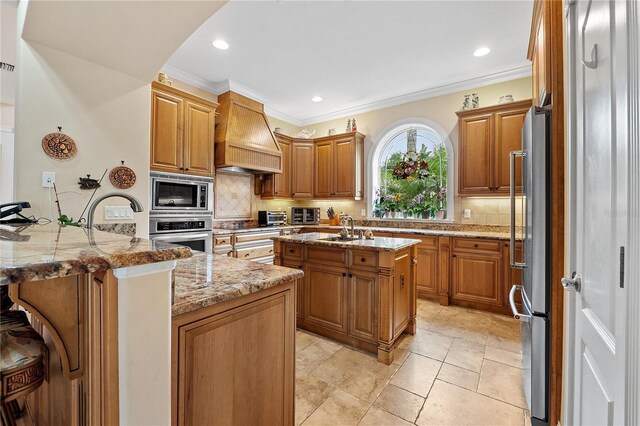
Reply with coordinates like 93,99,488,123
416,248,439,299
150,89,183,173
183,101,215,177
451,252,502,307
348,269,378,342
494,107,528,193
305,263,348,334
458,113,493,195
274,138,292,197
177,289,294,426
333,136,355,197
530,2,552,107
291,142,314,198
314,140,334,198
393,250,411,338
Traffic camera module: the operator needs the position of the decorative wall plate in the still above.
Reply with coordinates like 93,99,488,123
42,127,77,160
109,161,136,189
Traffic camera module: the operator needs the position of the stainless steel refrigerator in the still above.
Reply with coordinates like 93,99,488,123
509,106,550,426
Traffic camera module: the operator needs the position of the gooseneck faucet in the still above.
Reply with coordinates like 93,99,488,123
346,215,355,239
86,192,144,229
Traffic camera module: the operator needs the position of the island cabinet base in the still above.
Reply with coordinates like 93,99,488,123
171,281,296,426
275,242,418,365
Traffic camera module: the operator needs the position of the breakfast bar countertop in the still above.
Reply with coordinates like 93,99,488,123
272,232,421,252
171,253,304,317
0,223,192,285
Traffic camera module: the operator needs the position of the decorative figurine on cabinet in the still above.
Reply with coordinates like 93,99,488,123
351,118,357,132
346,119,351,133
472,93,479,109
462,94,471,110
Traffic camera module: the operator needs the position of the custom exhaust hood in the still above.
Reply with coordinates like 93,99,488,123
214,91,283,174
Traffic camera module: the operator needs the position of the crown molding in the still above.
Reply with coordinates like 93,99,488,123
160,65,303,125
299,65,532,126
161,64,531,128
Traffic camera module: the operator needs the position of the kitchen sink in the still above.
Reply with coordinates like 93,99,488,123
318,236,359,242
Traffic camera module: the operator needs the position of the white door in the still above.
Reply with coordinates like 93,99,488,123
564,0,636,424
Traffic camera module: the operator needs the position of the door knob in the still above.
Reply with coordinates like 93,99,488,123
561,272,582,292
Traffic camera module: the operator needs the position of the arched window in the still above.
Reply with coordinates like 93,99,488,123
370,121,453,220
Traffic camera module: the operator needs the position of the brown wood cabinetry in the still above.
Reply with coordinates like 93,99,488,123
394,234,439,301
305,263,348,334
172,282,296,426
528,0,552,107
457,100,531,196
262,135,292,198
275,241,417,364
150,82,217,177
291,140,314,198
313,132,365,199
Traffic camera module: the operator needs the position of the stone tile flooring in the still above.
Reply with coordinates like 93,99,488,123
295,299,531,426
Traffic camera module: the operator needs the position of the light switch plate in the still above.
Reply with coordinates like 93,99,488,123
463,209,471,219
104,206,133,220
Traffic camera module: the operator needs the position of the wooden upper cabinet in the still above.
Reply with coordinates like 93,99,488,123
150,88,184,173
458,113,493,195
262,135,293,198
494,107,528,193
313,132,365,199
314,140,334,198
184,101,216,176
150,81,218,177
291,141,314,198
457,100,531,196
528,0,552,107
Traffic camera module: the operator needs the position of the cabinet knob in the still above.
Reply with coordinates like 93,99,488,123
179,167,184,171
452,254,457,258
289,249,295,253
342,272,346,277
244,253,250,257
348,273,353,278
299,265,303,269
474,244,479,248
360,257,366,262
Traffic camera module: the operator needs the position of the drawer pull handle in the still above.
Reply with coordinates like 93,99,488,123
360,257,366,262
269,249,273,253
289,249,295,253
244,253,250,257
348,273,353,278
342,272,346,277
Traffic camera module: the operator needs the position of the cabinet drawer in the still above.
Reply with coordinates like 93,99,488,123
306,246,347,266
214,235,233,246
283,243,303,260
235,231,281,244
453,238,502,254
235,244,275,260
394,234,437,250
213,244,233,257
350,251,378,269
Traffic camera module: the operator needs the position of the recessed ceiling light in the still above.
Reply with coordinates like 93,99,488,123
212,39,229,50
473,47,491,57
311,96,323,102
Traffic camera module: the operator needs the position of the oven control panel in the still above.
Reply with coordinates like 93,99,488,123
156,220,206,232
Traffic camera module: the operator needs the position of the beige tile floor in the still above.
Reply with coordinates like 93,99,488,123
295,299,531,426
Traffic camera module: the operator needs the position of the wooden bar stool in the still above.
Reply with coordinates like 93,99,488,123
0,294,47,426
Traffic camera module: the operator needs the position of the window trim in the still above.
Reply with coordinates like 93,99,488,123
367,118,455,220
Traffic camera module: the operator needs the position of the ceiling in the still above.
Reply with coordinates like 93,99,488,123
165,1,533,125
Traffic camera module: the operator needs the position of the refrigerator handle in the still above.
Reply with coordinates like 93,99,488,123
509,285,532,322
510,150,527,269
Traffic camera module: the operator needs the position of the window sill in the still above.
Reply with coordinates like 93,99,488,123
364,217,455,224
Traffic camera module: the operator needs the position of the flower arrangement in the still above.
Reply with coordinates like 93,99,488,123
392,155,430,181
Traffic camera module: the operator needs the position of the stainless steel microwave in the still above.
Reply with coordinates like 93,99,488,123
150,172,213,213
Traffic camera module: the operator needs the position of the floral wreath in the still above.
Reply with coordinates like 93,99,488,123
392,155,430,181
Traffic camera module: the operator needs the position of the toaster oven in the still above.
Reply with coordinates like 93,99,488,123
258,210,287,226
290,207,320,225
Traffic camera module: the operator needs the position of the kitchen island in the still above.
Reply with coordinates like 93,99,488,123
1,224,303,426
273,232,420,365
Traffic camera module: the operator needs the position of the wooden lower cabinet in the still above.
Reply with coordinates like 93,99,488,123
305,263,348,334
394,234,439,301
172,282,296,426
451,252,502,307
348,269,378,343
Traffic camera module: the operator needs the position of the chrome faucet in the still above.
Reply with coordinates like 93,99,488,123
346,215,355,239
86,192,144,229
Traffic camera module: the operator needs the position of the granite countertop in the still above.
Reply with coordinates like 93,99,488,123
272,232,421,252
172,253,303,316
212,225,302,235
0,223,192,285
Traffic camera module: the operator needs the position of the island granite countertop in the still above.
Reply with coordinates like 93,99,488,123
0,223,192,285
172,253,304,316
272,232,421,252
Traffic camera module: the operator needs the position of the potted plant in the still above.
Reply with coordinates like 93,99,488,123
435,187,447,219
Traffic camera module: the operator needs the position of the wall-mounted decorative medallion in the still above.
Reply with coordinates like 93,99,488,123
109,161,136,189
42,127,77,160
